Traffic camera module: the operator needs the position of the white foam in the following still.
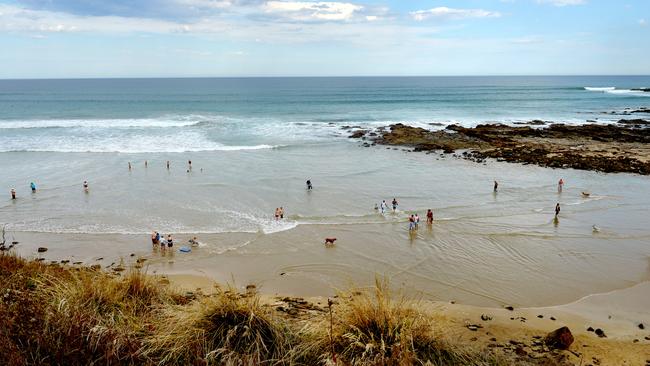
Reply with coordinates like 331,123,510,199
604,89,650,97
584,87,615,91
0,117,203,129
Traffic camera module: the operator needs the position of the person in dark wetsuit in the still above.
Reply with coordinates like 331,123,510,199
188,160,192,171
555,203,561,217
166,161,170,170
306,180,312,190
11,188,16,200
494,180,498,192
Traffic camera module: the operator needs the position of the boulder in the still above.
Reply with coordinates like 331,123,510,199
544,326,574,350
37,247,47,253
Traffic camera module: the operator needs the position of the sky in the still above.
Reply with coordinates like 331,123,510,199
0,0,648,78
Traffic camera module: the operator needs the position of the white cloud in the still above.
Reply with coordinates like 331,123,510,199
411,7,501,21
640,19,647,26
537,0,586,7
264,1,362,21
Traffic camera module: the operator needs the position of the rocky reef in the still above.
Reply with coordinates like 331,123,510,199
348,120,650,175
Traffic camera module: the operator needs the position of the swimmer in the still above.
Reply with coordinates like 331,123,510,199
145,160,148,168
83,181,89,193
414,213,420,229
592,225,600,233
374,203,379,211
151,231,158,247
494,180,498,192
279,207,284,219
188,160,192,171
581,192,590,198
408,215,415,231
306,179,312,190
558,178,564,193
275,208,280,221
30,182,36,193
11,188,16,200
392,198,398,212
426,209,433,224
128,162,132,171
380,200,387,214
189,236,199,247
555,203,561,217
166,161,170,170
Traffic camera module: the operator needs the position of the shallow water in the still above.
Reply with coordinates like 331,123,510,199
1,77,650,307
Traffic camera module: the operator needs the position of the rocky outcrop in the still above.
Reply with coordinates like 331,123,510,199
348,122,650,175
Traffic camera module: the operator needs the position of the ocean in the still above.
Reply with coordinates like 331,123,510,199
1,76,650,306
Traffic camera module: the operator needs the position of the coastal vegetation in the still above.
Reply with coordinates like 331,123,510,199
0,252,580,365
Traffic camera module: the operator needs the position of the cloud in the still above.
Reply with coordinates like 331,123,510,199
263,1,363,21
17,0,241,20
410,7,501,21
536,0,586,7
640,19,647,26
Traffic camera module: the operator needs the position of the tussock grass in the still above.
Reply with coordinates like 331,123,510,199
141,288,292,365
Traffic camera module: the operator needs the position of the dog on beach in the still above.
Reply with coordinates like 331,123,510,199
324,238,337,247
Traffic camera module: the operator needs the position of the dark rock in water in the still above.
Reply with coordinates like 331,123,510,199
587,327,594,332
129,253,135,257
513,120,546,126
639,323,645,330
37,247,47,253
537,315,544,318
505,306,514,311
481,314,492,321
550,316,556,321
617,118,650,126
60,260,70,264
90,264,101,271
11,241,18,245
595,328,606,338
515,346,528,356
545,326,574,350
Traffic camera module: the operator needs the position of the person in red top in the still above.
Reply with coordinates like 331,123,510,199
426,209,433,224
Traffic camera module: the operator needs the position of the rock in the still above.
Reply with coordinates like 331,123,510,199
481,314,492,321
60,260,70,264
505,306,514,311
550,316,556,321
90,264,101,271
466,324,483,331
537,315,544,318
37,247,48,253
639,323,645,330
348,130,368,139
544,326,574,350
587,327,594,332
515,346,528,356
11,241,18,245
594,328,606,338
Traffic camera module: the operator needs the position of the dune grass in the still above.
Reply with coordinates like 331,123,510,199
0,253,567,365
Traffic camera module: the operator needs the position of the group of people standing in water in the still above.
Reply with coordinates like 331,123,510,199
9,181,89,200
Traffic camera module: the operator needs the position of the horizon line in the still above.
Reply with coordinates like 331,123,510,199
2,74,650,81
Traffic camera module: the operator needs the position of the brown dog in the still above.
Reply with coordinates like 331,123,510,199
324,238,337,246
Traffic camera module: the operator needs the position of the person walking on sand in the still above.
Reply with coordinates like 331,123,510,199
555,203,561,217
380,200,387,214
558,178,564,193
392,198,398,212
426,209,433,225
30,182,36,193
494,180,498,192
11,188,16,200
83,181,89,193
306,179,312,190
414,213,420,229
